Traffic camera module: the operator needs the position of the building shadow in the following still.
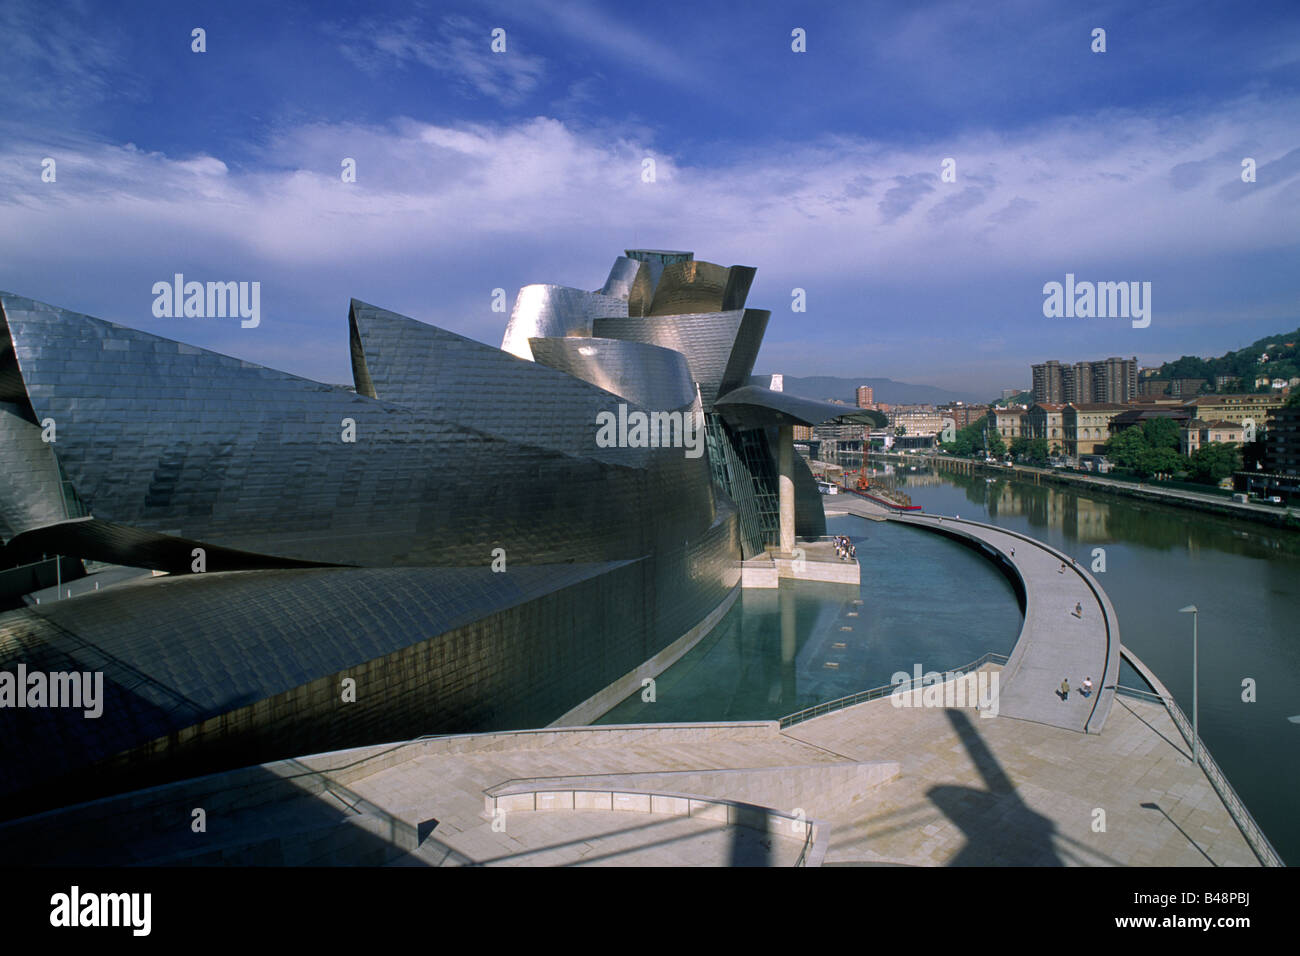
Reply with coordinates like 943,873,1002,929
926,708,1064,866
1139,801,1217,866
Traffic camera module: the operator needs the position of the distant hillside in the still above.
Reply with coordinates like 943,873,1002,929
776,375,974,405
1154,327,1300,385
992,390,1034,407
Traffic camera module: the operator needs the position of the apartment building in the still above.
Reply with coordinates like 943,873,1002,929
1062,403,1126,457
1180,419,1245,456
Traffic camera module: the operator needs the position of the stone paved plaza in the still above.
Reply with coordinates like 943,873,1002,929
308,670,1255,866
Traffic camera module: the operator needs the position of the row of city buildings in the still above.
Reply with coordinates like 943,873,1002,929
803,383,1298,495
991,392,1290,456
1033,356,1300,404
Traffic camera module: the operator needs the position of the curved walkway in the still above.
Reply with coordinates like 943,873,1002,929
832,494,1120,734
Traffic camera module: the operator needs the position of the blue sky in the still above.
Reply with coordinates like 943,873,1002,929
2,0,1298,398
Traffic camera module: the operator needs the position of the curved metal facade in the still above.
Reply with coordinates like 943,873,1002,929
0,518,740,818
599,256,647,304
527,336,696,409
0,245,833,820
0,294,717,569
713,383,868,429
592,309,772,409
648,260,757,316
499,284,626,361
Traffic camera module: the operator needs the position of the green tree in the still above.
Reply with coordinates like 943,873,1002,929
1187,442,1242,485
1010,436,1049,466
1141,417,1180,451
1138,446,1183,478
894,425,907,437
1105,427,1150,470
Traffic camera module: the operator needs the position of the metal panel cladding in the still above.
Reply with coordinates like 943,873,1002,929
527,337,696,409
600,257,648,304
499,284,626,361
648,261,757,316
592,309,770,409
0,295,711,568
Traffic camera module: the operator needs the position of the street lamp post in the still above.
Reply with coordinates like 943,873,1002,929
1179,604,1199,766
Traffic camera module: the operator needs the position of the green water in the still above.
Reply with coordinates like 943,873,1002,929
597,517,1022,722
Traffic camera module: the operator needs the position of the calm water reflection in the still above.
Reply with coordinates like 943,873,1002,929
598,517,1022,724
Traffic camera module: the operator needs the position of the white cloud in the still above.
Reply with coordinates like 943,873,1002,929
6,94,1297,279
1,93,1297,390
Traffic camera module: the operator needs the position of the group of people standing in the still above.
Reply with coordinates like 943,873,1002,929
833,535,856,561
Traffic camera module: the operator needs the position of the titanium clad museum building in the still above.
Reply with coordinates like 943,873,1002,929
0,248,856,819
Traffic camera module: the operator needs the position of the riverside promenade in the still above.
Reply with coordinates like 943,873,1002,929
827,493,1120,734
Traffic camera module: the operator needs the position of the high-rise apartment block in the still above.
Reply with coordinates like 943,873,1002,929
1032,356,1138,404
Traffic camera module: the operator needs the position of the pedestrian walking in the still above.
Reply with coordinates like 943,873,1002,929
1074,601,1082,617
1060,678,1070,701
1082,676,1094,697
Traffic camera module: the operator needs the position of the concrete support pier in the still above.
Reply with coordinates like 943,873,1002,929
778,424,795,554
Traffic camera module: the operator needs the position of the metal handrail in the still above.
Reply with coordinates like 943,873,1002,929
1120,648,1285,867
484,784,818,867
1160,695,1284,867
795,819,816,867
1114,684,1163,703
779,652,1010,729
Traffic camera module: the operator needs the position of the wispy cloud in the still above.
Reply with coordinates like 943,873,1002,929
0,0,138,118
326,13,545,106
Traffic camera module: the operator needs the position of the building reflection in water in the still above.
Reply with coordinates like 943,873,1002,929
913,467,1300,558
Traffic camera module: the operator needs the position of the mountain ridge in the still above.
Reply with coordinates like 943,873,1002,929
773,374,978,405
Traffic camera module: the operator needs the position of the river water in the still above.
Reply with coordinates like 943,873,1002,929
892,466,1300,865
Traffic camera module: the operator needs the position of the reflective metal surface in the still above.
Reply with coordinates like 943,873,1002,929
1,293,718,569
648,260,756,316
528,336,695,409
0,245,825,818
593,309,771,409
713,384,871,429
499,284,625,361
599,256,646,303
